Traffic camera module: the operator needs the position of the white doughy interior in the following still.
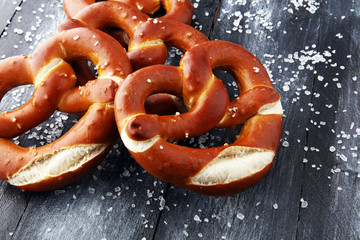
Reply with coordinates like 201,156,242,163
121,127,160,153
191,146,274,186
258,100,283,115
9,144,107,186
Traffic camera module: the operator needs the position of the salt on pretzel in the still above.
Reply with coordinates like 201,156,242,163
0,103,117,191
0,56,76,138
63,0,193,24
59,1,149,38
0,28,132,191
37,27,132,113
127,19,209,70
115,41,283,195
62,0,193,48
58,2,206,114
59,1,204,70
64,0,159,17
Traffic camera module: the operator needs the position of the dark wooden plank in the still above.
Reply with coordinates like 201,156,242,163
12,145,166,240
155,0,327,239
0,182,30,240
298,0,360,239
0,1,22,33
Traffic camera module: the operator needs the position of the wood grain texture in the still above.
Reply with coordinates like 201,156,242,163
157,0,319,239
0,0,22,34
0,0,359,239
298,0,360,239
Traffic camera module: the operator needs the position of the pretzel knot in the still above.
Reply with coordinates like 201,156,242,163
59,1,204,70
62,0,193,50
58,1,207,114
115,41,283,195
0,28,131,191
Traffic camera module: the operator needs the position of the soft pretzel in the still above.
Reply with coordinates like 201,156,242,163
62,0,193,49
58,1,206,113
127,19,209,70
63,0,193,24
64,0,159,17
0,28,132,191
34,27,132,113
0,103,117,191
59,1,149,37
0,56,76,138
115,41,283,195
59,1,205,70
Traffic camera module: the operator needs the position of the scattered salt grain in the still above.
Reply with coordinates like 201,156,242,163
236,213,245,220
300,198,308,208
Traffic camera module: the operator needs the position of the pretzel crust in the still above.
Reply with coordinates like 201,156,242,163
115,41,283,195
0,56,76,138
46,27,132,113
58,2,205,113
128,19,208,70
0,28,131,191
63,0,193,24
0,103,117,191
59,2,203,70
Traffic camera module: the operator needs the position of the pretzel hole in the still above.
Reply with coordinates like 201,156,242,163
145,94,186,116
165,46,183,66
0,85,34,113
70,60,98,87
149,5,166,19
102,27,130,49
177,125,242,149
13,111,78,148
213,69,239,102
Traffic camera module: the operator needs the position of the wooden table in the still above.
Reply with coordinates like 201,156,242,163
0,0,359,239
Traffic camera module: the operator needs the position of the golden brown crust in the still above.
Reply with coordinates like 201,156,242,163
115,40,283,195
58,2,199,113
58,78,119,113
31,28,131,81
63,0,192,24
0,28,130,191
59,1,149,36
59,1,201,70
0,57,76,138
159,0,193,24
59,1,198,116
34,28,132,113
128,19,208,70
0,103,117,191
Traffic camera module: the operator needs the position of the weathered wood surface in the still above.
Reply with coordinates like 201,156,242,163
0,0,359,239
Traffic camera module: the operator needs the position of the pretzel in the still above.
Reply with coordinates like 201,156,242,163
59,1,205,70
0,56,76,138
115,41,283,195
63,0,192,50
0,28,132,191
58,1,207,113
0,103,117,191
39,27,132,113
127,18,209,70
63,0,193,24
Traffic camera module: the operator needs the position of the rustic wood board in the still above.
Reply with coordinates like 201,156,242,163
0,0,359,239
